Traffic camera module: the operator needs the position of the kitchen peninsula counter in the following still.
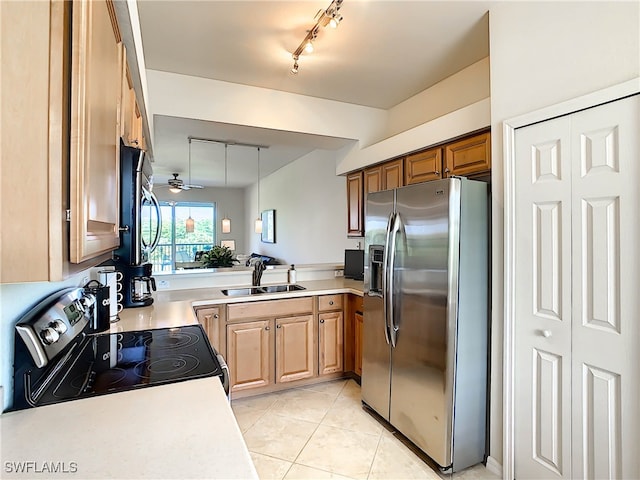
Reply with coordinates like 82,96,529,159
1,278,363,479
1,378,256,479
114,277,364,333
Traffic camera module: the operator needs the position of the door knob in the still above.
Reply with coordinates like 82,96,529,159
541,329,552,338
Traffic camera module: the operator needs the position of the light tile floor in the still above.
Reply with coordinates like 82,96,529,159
231,379,500,480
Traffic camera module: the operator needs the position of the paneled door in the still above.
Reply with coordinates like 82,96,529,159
513,95,639,479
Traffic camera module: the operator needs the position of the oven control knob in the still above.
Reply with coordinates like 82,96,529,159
41,327,60,345
50,320,68,335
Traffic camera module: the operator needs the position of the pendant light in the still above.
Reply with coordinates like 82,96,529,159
221,144,231,234
185,138,195,233
254,147,263,234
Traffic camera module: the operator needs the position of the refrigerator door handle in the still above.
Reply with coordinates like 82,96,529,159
382,212,394,345
388,212,402,348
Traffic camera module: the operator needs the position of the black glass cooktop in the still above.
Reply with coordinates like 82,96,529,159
34,325,222,407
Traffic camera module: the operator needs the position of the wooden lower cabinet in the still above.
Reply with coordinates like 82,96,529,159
276,315,315,383
227,319,273,392
196,306,225,358
354,311,363,376
319,311,344,375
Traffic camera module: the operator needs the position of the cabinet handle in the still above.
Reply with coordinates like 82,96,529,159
433,170,440,176
444,167,450,174
214,314,219,319
541,329,552,338
320,319,325,323
265,326,270,331
276,324,281,329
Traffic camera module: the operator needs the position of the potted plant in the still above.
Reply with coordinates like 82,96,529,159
201,246,239,268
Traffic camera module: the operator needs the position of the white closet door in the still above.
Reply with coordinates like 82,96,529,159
514,116,573,479
570,95,639,479
514,94,639,480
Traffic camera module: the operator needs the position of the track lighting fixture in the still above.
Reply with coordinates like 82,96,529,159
290,0,344,74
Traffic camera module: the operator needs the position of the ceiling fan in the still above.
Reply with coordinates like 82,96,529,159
163,173,204,192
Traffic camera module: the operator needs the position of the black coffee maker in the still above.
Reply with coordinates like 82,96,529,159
117,263,156,308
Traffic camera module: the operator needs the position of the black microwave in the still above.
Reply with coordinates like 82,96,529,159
113,142,161,266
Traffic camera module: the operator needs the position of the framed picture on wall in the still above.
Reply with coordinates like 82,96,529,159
261,209,275,243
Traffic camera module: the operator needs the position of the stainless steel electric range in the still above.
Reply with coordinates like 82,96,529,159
11,287,228,411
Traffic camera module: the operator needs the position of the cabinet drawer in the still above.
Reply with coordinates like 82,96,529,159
318,294,343,311
227,297,313,321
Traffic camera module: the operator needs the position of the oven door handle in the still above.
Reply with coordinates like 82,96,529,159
216,354,230,400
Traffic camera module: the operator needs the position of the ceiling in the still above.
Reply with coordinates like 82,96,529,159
136,1,490,189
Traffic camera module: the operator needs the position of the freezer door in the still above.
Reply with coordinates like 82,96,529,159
389,179,459,467
362,189,394,420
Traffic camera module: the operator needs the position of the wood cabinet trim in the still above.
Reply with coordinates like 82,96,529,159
346,171,364,237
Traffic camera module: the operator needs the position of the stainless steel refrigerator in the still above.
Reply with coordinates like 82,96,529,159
362,177,488,473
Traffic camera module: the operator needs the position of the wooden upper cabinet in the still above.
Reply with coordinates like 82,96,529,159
444,131,491,177
381,159,403,190
365,158,404,195
69,0,122,263
364,166,382,195
405,147,443,185
346,171,364,237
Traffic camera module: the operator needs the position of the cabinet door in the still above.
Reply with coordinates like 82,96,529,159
227,319,273,392
69,0,122,263
354,311,363,376
276,315,315,383
319,311,344,375
382,159,404,190
404,147,443,185
364,166,382,195
444,131,491,177
346,171,364,236
196,306,225,357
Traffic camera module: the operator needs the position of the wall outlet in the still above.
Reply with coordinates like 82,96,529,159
334,269,344,277
157,280,170,289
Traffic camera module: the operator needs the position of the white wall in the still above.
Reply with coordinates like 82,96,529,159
387,57,490,138
245,150,356,264
488,1,640,468
146,70,389,149
156,186,246,252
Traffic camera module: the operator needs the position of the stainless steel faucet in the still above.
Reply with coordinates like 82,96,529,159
252,260,265,286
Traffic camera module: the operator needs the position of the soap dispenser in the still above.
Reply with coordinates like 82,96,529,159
288,264,296,284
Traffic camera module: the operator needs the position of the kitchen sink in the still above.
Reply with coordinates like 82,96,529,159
259,284,306,293
221,284,306,296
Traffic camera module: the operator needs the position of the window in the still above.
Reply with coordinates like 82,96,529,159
150,202,216,272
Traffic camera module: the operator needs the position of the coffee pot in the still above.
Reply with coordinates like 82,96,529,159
117,263,156,308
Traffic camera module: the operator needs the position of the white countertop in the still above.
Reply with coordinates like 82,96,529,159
112,278,364,333
0,278,363,479
1,379,256,479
